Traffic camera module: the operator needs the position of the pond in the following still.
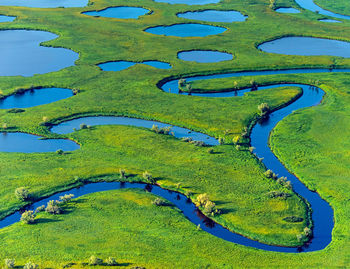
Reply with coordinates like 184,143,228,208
98,61,172,71
153,0,220,5
178,50,233,62
177,10,247,22
144,23,227,37
275,8,300,13
0,0,88,8
0,30,78,77
82,6,150,19
0,15,15,22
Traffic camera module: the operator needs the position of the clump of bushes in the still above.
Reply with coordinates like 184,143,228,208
59,194,74,203
296,227,313,242
181,137,207,147
151,125,172,135
143,171,155,184
45,200,62,215
20,210,35,224
35,205,46,214
106,257,118,266
15,187,30,201
258,103,270,117
23,261,38,269
4,258,15,268
56,149,65,155
264,170,293,189
195,193,220,216
152,198,167,206
268,191,291,199
89,256,103,266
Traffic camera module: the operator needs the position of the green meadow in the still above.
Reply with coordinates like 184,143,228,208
314,0,350,16
0,0,348,267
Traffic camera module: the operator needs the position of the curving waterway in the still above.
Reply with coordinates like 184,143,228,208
2,68,346,252
295,0,350,20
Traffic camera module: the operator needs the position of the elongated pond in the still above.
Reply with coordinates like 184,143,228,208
0,30,78,77
144,23,227,37
177,10,247,22
258,37,350,57
178,50,233,62
153,0,220,5
83,6,150,19
0,0,88,8
98,61,172,71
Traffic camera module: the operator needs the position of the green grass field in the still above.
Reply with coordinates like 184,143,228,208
314,0,350,16
0,0,349,267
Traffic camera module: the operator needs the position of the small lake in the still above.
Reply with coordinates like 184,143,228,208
178,50,233,62
0,88,73,109
258,37,350,57
0,0,88,8
144,23,227,37
177,10,247,22
98,61,172,71
153,0,220,5
0,133,79,153
83,6,150,19
275,8,300,13
0,30,78,77
0,15,15,22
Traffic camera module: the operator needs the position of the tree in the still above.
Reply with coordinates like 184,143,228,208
45,200,62,215
21,211,35,224
106,257,118,266
143,171,155,184
23,262,38,269
15,187,30,201
258,103,270,117
119,168,126,179
4,259,15,269
89,255,103,266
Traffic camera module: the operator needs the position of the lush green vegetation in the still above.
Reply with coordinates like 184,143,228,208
314,0,350,16
0,0,348,267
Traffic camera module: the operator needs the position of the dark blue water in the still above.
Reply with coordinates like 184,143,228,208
258,37,350,57
295,0,350,20
153,0,220,5
177,10,247,22
0,15,15,22
82,6,150,19
0,132,79,153
178,50,233,63
0,30,78,77
51,116,218,145
0,0,87,8
98,61,171,71
0,88,73,109
319,19,341,23
144,23,227,37
275,8,301,13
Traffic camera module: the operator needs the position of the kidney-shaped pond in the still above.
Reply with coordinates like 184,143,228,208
144,23,226,37
178,50,233,62
0,0,87,8
258,36,350,57
0,88,73,109
177,10,247,22
153,0,220,5
0,30,78,77
82,6,150,19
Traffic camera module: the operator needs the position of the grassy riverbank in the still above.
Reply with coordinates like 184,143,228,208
314,0,350,16
0,0,348,267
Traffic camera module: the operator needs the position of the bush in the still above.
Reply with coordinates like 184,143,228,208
218,137,224,145
268,191,291,199
264,170,274,178
89,256,103,266
106,257,118,266
189,140,206,147
304,227,312,237
207,148,214,154
24,262,38,269
21,211,35,224
45,200,62,215
258,103,270,117
232,136,240,145
119,168,126,179
56,149,64,155
35,205,46,214
181,137,192,142
283,216,303,223
80,123,88,129
4,258,15,268
59,194,74,203
15,187,30,201
195,193,210,207
152,198,167,206
142,171,155,184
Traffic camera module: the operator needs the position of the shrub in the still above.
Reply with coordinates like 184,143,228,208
119,168,126,179
189,140,206,147
181,137,193,142
23,262,38,269
207,148,214,154
264,170,274,178
4,258,15,268
80,123,88,129
232,136,240,145
21,211,35,224
249,146,255,153
15,187,30,201
283,216,303,223
45,200,62,215
56,149,64,155
235,145,241,151
241,127,248,138
195,193,210,207
142,171,155,184
59,194,74,203
304,227,312,237
218,137,224,145
106,257,118,266
268,191,291,199
258,103,270,117
35,205,46,214
296,234,304,242
152,198,167,206
89,256,103,266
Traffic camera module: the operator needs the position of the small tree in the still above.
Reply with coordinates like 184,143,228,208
258,103,270,117
152,198,167,206
59,194,74,203
15,187,30,201
45,200,62,215
106,257,118,266
304,227,312,237
119,168,126,179
21,211,35,224
143,171,155,184
232,136,240,145
89,256,103,266
56,149,64,155
80,123,88,130
23,262,38,269
218,137,224,145
4,259,15,269
195,193,210,207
